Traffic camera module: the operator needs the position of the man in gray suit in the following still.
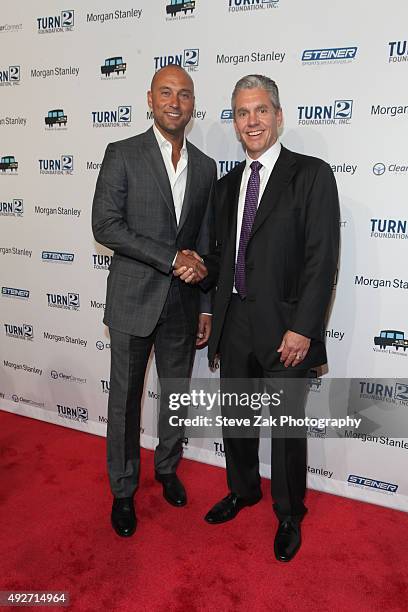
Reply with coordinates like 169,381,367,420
92,65,216,537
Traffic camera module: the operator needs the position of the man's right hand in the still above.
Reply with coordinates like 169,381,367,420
173,250,208,284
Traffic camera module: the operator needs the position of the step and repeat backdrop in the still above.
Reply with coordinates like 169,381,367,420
1,0,408,511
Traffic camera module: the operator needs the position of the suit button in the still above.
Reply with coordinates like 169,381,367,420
247,296,256,302
246,264,254,271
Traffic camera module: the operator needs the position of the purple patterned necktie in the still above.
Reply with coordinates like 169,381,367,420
235,160,262,298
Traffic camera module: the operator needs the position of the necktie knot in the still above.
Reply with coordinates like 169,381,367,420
250,160,262,173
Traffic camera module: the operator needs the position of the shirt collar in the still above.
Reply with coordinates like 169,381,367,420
153,123,187,154
245,139,281,171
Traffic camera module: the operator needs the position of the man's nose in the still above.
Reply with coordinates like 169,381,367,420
247,111,259,125
168,93,180,107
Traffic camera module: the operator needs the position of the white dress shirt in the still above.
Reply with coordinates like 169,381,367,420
233,139,282,292
153,124,210,316
153,123,188,225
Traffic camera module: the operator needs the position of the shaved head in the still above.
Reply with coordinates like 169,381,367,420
151,65,194,93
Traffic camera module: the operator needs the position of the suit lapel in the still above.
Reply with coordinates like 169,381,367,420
249,146,297,241
141,127,177,224
177,141,200,235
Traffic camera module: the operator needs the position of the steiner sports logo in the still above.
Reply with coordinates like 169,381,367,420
39,155,73,175
388,40,408,63
4,323,34,341
46,292,80,311
42,251,74,264
154,49,199,72
302,47,357,64
166,0,196,20
220,109,233,122
347,474,398,494
298,100,353,125
228,0,280,12
0,198,23,217
358,380,408,406
2,287,29,299
57,404,88,422
37,10,74,34
91,106,132,128
0,65,20,86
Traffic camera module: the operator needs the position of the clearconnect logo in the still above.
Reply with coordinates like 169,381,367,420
372,162,408,176
373,162,385,175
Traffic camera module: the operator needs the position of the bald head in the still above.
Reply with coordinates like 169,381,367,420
150,64,194,93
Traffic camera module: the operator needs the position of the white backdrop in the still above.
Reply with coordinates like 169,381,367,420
1,0,408,512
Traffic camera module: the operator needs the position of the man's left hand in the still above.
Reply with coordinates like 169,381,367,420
196,314,212,347
277,330,311,368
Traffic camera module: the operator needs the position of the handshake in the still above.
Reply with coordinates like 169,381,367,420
173,249,208,284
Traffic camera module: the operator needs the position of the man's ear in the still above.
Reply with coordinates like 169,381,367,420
147,90,153,110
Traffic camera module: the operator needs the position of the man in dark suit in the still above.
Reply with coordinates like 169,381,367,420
92,65,216,537
202,75,339,561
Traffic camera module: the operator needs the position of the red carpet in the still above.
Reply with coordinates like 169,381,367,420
1,410,408,611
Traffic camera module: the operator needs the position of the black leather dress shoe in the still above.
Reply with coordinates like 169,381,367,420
204,492,262,524
274,520,301,562
155,473,187,507
111,497,137,537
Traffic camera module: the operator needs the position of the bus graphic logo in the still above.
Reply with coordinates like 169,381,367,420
166,1,196,18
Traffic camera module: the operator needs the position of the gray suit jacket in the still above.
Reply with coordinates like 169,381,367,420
92,127,216,337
